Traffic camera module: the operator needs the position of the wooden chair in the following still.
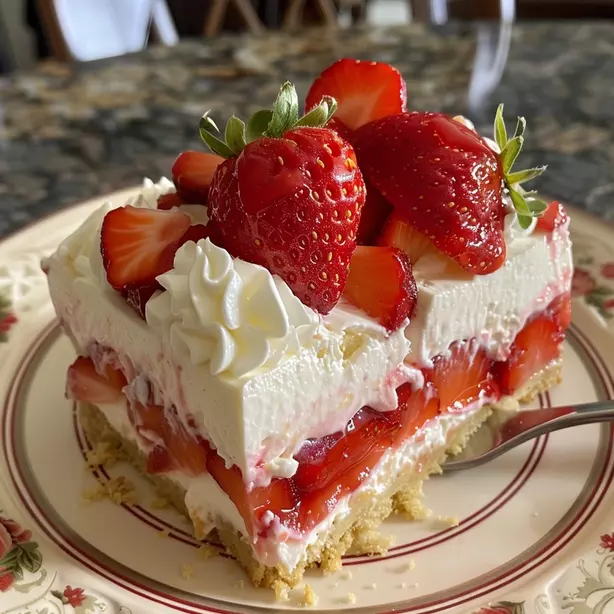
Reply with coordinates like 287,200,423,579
37,0,179,62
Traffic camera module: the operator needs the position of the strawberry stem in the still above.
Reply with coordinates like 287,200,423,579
494,103,548,227
199,82,338,159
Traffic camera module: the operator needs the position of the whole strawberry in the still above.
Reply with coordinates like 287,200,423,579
354,106,547,274
200,83,366,314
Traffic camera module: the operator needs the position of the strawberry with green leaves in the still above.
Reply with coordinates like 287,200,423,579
200,82,367,315
355,104,547,274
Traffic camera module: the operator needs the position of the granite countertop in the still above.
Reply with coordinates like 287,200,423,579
1,21,614,239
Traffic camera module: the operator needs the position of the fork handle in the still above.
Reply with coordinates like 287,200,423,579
498,400,614,446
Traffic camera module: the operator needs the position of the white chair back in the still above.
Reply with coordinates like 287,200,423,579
44,0,178,61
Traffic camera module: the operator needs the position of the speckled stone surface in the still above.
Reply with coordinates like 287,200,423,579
1,21,614,238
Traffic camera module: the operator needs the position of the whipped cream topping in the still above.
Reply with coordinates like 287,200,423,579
128,176,175,209
52,203,111,282
146,238,319,378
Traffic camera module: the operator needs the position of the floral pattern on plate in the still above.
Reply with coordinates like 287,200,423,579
572,234,614,321
0,293,17,343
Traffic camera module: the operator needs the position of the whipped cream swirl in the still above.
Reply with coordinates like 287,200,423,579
146,239,319,377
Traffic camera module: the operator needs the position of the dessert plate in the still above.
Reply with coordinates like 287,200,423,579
1,190,614,614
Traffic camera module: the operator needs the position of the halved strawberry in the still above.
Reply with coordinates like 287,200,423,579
157,193,185,210
101,206,191,291
535,201,569,233
180,223,211,245
343,246,417,330
172,151,223,203
427,340,498,413
305,59,407,132
66,356,127,404
356,182,392,245
493,293,570,394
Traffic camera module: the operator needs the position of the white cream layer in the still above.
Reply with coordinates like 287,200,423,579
96,394,481,572
408,220,573,366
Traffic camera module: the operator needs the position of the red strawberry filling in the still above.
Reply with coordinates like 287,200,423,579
67,292,570,541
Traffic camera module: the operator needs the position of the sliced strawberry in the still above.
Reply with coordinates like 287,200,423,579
147,445,173,474
427,340,499,412
101,205,191,291
343,246,417,330
203,443,299,536
305,59,407,131
132,402,207,476
392,382,440,443
356,182,392,245
164,422,208,477
157,193,185,210
535,201,569,233
293,409,396,493
66,356,126,404
180,223,210,245
494,293,570,394
172,151,223,203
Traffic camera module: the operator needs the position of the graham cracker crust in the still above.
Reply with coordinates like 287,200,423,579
79,360,561,590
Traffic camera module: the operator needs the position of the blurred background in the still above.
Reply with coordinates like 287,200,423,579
2,0,614,73
2,0,614,238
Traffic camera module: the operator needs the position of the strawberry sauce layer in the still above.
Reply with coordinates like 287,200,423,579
68,292,570,541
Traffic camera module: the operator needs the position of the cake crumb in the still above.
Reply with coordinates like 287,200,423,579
301,584,318,607
352,529,392,555
158,528,170,538
197,543,218,561
82,484,107,504
434,515,459,529
190,515,209,540
400,582,408,589
346,592,357,604
86,441,122,468
151,497,170,509
272,579,290,602
365,582,377,590
340,570,353,581
393,560,416,573
233,578,245,589
181,563,194,580
106,476,138,506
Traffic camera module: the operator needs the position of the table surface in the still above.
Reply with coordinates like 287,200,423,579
1,21,614,239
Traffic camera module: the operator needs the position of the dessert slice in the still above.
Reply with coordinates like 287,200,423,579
45,60,572,590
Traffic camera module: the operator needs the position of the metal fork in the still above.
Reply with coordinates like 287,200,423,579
443,400,614,472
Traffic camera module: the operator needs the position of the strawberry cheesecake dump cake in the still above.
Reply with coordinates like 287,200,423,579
45,59,572,588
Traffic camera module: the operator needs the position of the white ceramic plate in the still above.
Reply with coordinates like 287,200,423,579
1,190,614,614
